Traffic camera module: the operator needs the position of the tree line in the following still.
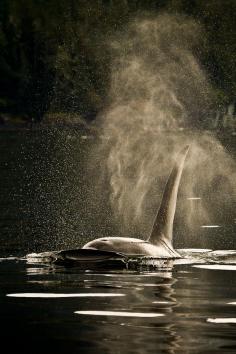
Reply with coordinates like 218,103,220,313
0,0,235,123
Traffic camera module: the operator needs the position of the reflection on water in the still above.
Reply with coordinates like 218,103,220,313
207,318,236,324
74,311,164,317
1,256,236,353
200,225,221,228
194,264,236,270
7,293,126,298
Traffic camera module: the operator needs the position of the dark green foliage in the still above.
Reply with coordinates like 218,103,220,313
0,0,235,121
167,0,236,105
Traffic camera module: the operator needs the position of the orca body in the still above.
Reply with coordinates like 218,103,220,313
83,237,180,258
82,145,189,259
27,145,189,267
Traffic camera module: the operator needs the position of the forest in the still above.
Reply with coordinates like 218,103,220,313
0,0,235,124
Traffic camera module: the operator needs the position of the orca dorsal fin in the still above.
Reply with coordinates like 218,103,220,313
148,145,189,246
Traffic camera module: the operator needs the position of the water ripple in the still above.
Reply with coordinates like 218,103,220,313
74,310,165,318
7,293,125,298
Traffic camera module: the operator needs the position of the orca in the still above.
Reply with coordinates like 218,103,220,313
82,145,189,258
27,145,189,267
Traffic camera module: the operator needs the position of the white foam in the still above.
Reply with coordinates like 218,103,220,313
210,250,236,256
174,259,197,265
207,318,236,324
178,248,212,253
74,311,164,318
7,293,125,298
193,265,236,271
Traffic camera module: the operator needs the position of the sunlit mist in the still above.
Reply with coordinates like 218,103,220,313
92,14,236,239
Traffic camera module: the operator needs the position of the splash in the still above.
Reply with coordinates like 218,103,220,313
94,14,236,239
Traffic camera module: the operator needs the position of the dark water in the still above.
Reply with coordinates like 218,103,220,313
1,129,236,353
1,258,236,354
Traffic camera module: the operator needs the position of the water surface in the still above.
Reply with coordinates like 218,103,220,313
1,129,236,353
1,257,236,354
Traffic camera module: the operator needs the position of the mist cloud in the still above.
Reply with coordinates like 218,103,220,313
94,14,236,238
